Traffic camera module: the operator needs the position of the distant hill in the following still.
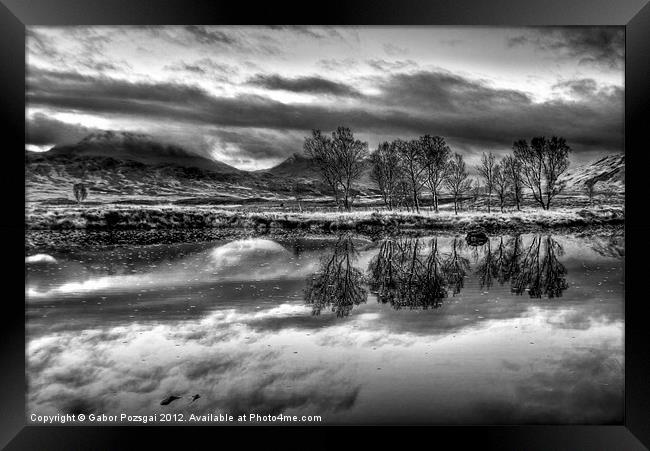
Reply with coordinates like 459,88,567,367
262,152,376,193
560,153,624,193
259,152,320,179
26,131,623,203
46,131,240,174
25,132,285,202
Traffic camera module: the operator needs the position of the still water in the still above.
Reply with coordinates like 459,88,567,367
26,232,624,424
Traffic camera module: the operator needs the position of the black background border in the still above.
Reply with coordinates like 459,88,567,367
2,0,649,449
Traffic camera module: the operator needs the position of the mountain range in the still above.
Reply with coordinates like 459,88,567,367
26,131,624,203
46,131,240,174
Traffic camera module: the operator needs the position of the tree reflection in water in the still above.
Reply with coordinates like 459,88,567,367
442,238,471,296
510,235,569,298
304,235,368,317
475,234,568,298
307,234,570,316
368,238,448,310
475,236,515,290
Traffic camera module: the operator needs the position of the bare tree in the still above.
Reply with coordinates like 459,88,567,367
476,152,496,213
304,127,368,211
393,178,414,211
304,130,340,207
445,153,472,214
493,162,508,213
513,138,542,208
420,135,451,213
502,155,524,211
370,141,402,210
396,139,427,213
331,126,368,211
513,136,571,210
543,136,571,209
73,182,88,204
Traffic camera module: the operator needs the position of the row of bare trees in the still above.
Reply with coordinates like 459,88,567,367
369,135,470,213
371,135,571,214
304,127,571,213
478,137,571,212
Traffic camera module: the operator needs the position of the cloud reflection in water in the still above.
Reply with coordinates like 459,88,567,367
26,234,624,424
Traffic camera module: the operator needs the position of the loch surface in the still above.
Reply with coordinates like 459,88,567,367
26,232,624,424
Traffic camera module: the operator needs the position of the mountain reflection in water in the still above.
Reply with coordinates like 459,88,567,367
26,232,624,424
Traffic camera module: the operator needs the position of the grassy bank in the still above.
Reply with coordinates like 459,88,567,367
26,204,624,234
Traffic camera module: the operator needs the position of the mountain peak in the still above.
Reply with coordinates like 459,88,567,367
48,131,240,174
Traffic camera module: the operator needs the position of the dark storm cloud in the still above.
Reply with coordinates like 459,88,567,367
27,68,377,133
26,67,623,157
369,70,622,151
29,68,210,105
213,129,302,159
376,70,533,110
508,27,624,69
247,74,362,97
26,113,101,146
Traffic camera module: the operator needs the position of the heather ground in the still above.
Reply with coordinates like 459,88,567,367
26,200,624,234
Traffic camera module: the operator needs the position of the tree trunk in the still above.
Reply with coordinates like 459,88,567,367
412,187,419,213
487,191,491,213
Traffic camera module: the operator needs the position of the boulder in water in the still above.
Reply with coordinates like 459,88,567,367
466,230,488,246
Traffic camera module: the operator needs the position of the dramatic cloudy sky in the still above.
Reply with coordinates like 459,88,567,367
26,26,624,170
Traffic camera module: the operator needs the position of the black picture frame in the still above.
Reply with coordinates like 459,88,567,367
3,0,649,449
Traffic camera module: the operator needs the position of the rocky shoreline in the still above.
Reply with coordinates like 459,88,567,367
25,220,624,252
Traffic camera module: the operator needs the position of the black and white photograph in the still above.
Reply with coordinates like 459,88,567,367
25,25,625,425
